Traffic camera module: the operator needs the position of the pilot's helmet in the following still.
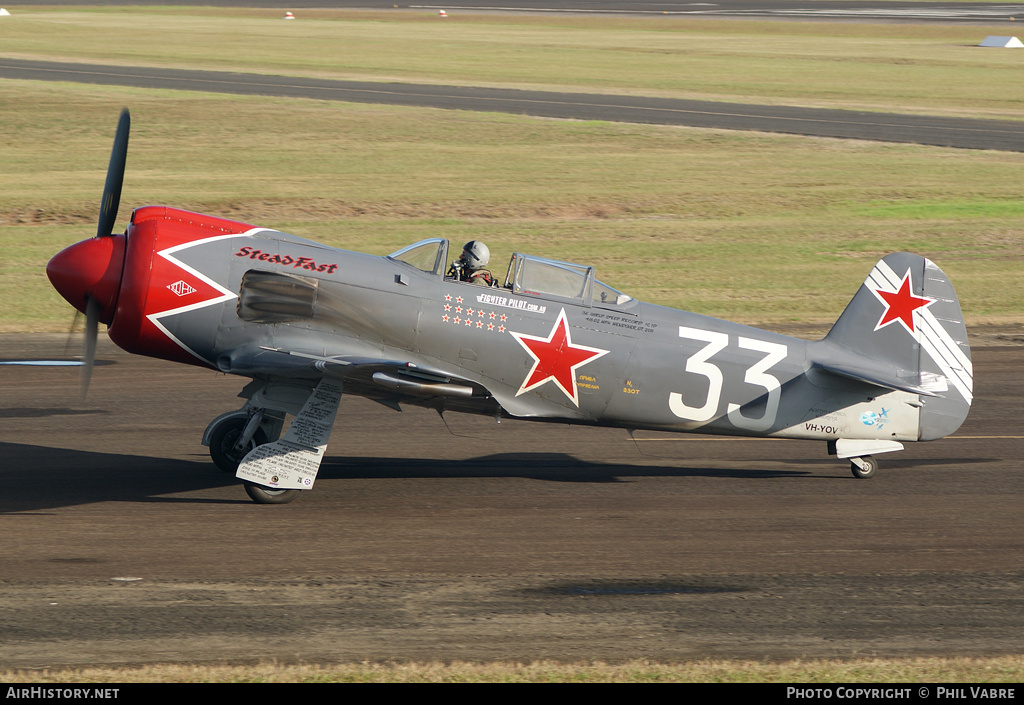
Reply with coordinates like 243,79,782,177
460,241,490,270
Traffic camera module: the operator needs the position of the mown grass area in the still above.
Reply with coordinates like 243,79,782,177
1,7,1022,334
3,7,1024,119
3,656,1024,683
3,81,1022,333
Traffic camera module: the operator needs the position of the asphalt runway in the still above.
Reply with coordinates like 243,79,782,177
4,58,1024,152
6,1,1024,24
408,1,1024,24
1,334,1021,667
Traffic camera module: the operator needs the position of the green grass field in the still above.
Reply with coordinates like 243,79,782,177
3,84,1021,333
2,8,1023,333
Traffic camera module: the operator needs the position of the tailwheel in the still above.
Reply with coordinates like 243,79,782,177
243,481,300,505
850,455,878,479
209,415,268,473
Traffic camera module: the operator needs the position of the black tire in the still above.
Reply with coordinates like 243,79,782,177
209,416,268,473
850,455,878,479
243,481,300,505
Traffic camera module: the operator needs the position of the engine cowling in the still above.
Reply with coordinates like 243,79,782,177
49,205,258,369
109,206,259,367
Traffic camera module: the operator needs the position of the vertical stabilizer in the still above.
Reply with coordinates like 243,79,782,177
821,253,972,440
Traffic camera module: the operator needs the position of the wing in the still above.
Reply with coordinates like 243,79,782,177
216,343,498,413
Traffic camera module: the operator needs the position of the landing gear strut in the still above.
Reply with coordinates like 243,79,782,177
205,380,340,505
208,414,269,473
206,412,300,504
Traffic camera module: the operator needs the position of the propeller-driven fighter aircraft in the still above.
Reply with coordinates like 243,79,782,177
47,110,973,503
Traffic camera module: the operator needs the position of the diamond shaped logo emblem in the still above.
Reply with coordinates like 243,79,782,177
168,280,197,297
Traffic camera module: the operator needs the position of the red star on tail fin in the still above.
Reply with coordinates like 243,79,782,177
874,271,935,334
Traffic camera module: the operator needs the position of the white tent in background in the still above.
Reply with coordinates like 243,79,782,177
979,35,1024,47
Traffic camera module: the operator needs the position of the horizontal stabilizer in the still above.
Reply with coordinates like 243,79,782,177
813,361,944,397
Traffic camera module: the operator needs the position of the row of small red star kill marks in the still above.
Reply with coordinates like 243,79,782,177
443,294,508,332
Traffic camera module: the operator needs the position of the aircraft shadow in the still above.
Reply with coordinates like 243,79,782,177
316,452,818,483
0,407,107,419
0,441,994,513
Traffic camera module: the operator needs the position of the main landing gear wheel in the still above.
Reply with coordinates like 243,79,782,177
209,416,268,473
850,455,878,479
243,481,300,505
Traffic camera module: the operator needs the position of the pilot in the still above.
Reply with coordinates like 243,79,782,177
448,240,495,287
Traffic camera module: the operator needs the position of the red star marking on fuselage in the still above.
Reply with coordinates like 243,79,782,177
873,270,936,334
510,308,609,407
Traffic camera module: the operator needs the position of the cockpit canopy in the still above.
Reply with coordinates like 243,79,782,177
504,253,632,306
387,238,633,307
387,238,450,276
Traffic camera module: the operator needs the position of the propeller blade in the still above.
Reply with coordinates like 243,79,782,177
64,308,83,357
97,108,130,239
79,295,100,399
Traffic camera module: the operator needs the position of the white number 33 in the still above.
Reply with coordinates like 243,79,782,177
669,327,787,432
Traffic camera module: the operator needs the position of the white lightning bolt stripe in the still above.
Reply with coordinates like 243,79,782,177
147,228,269,364
870,259,973,404
917,322,973,404
916,307,974,381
